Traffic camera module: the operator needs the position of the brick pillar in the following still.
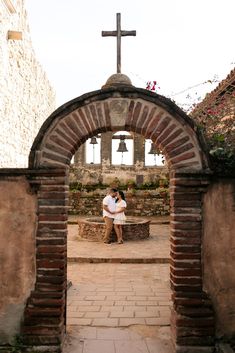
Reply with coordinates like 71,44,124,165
22,168,68,351
170,172,215,353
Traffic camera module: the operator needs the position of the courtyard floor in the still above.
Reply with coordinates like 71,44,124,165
64,216,173,353
67,216,170,263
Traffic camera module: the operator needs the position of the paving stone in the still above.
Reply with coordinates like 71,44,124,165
147,306,163,311
67,306,78,312
92,318,119,327
135,291,154,296
100,305,124,311
70,300,93,306
74,326,97,339
127,296,147,301
115,300,136,306
124,305,145,312
117,291,135,296
85,295,106,300
136,301,159,306
106,295,127,300
83,339,115,353
67,311,85,318
78,306,101,312
146,338,174,353
84,312,109,318
145,317,170,325
158,308,171,317
114,339,149,353
110,311,134,318
95,291,117,296
119,318,146,326
92,300,115,306
97,327,130,340
115,287,133,291
135,311,159,318
158,301,172,306
63,337,84,353
67,318,92,325
148,296,164,301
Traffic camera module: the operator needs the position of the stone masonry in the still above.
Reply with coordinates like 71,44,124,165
69,189,170,217
0,0,55,167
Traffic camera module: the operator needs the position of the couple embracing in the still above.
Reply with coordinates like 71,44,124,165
103,188,126,244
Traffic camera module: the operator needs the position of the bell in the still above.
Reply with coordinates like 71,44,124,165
117,141,128,152
90,136,98,144
148,142,160,155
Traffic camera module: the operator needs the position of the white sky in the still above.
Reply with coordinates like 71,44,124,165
25,0,235,109
24,0,235,166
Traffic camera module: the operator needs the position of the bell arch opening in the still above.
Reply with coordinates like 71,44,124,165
22,86,215,353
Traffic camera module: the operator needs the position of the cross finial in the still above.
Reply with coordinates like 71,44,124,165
102,13,136,74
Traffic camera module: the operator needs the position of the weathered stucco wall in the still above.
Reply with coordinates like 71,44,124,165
0,0,55,167
0,176,37,344
203,178,235,340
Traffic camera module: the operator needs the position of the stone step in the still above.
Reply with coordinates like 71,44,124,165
67,256,170,264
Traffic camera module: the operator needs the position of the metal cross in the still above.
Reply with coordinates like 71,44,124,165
102,13,136,74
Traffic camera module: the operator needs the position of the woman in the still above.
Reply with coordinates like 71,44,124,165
113,190,127,244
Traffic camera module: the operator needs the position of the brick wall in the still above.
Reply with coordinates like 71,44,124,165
170,172,215,352
0,0,55,167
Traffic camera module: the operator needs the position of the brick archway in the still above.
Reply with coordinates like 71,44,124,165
29,87,209,170
23,87,214,353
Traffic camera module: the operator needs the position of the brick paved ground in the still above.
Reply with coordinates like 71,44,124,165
68,217,170,262
65,263,173,353
64,217,173,353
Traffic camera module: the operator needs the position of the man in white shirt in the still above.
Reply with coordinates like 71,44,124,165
103,188,117,243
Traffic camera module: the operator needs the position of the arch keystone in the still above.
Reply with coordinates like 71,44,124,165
109,98,129,129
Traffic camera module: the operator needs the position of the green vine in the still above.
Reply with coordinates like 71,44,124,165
10,335,24,353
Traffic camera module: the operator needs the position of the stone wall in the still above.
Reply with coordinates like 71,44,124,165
69,189,170,216
0,0,55,167
70,162,169,187
203,178,235,340
0,174,37,344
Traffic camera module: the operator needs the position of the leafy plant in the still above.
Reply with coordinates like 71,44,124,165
126,179,136,189
11,335,23,353
209,146,235,175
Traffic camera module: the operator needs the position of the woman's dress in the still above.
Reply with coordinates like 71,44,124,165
114,200,127,224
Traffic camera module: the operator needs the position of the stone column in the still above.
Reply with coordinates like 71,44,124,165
170,171,215,353
133,134,145,165
73,144,85,165
101,132,112,164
